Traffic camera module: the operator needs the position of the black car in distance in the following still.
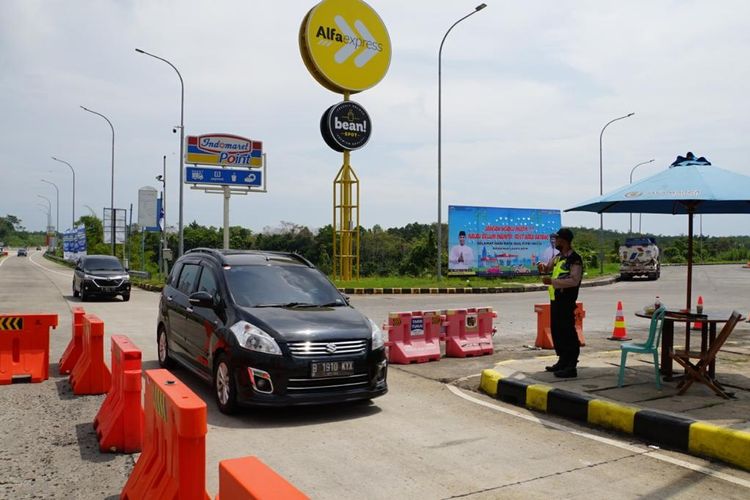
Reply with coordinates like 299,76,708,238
156,248,388,414
72,255,131,301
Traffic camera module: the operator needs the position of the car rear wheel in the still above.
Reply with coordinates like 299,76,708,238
157,327,174,368
214,354,238,415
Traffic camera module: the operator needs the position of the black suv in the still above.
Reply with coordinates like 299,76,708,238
156,248,387,414
73,255,131,301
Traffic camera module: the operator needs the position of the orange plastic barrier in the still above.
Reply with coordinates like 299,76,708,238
121,369,209,500
94,335,143,453
215,456,308,500
58,307,85,375
69,314,112,395
0,313,58,384
383,310,442,364
534,302,586,349
442,307,495,357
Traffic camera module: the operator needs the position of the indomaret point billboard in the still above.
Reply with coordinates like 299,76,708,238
448,205,562,276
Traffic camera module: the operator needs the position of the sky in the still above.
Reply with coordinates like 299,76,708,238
2,0,749,237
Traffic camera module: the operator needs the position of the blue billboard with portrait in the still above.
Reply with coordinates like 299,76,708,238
447,205,562,276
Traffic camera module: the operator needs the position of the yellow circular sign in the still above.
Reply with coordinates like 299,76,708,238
299,0,391,94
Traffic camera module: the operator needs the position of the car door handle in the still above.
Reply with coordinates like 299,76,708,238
186,307,194,313
167,296,174,302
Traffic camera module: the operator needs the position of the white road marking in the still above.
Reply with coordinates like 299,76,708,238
28,253,73,278
446,384,750,489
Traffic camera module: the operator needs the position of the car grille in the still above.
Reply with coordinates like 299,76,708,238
93,278,123,288
287,374,369,392
287,339,367,357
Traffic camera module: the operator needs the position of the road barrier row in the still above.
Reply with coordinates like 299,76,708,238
0,313,58,384
120,368,308,499
383,307,497,364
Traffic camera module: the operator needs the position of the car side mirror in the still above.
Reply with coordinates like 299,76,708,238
189,291,220,309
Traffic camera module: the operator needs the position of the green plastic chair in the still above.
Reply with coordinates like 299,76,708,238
618,306,667,389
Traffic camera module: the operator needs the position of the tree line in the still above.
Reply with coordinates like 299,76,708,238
2,213,748,277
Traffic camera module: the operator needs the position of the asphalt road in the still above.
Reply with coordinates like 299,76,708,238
2,251,750,498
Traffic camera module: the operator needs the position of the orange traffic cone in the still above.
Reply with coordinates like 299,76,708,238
609,301,631,340
692,296,704,330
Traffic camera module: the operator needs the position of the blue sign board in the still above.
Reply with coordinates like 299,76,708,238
185,167,262,187
448,205,562,277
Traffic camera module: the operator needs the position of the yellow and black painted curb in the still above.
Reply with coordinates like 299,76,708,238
480,368,750,471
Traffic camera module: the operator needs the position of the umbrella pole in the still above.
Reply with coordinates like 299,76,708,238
686,209,694,311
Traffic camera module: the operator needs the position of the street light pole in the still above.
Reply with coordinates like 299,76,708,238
81,105,116,256
51,157,76,228
598,112,634,274
135,48,185,257
156,155,167,276
40,179,59,240
437,3,487,280
628,158,654,233
37,195,52,246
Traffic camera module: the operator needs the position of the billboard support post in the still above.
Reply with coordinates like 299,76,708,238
223,186,230,250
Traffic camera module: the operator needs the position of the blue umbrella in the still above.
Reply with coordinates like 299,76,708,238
566,153,750,309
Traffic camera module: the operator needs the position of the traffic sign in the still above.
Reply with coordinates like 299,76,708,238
185,167,262,187
299,0,391,93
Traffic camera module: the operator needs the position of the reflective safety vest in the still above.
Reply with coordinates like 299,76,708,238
548,257,568,301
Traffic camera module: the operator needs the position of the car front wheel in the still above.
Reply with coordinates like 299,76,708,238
214,354,238,415
72,281,79,298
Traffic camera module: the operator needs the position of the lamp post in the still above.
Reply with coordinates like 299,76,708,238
156,155,167,276
437,3,487,280
40,179,59,239
598,112,634,273
628,158,654,233
81,105,116,255
51,156,76,228
37,195,52,246
135,48,185,257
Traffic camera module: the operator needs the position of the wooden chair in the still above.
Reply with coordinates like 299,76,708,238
671,310,742,399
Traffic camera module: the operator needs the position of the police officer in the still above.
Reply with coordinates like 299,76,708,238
537,228,583,378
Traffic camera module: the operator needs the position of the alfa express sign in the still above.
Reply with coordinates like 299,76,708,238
185,134,263,167
299,0,391,93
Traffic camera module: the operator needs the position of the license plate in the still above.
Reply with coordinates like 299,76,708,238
311,360,354,378
101,287,116,292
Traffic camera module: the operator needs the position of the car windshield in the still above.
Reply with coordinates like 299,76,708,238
225,264,345,308
84,257,124,272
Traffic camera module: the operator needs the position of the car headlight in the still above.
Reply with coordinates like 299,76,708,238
229,321,282,355
84,274,97,280
369,318,385,350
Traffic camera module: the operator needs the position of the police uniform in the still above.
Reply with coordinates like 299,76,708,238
548,249,583,373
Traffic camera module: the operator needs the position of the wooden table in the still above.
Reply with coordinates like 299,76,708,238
634,308,745,380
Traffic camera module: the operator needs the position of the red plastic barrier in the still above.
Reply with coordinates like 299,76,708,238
0,313,58,384
121,369,209,500
383,310,442,364
69,314,112,395
442,307,495,358
215,456,308,500
94,335,144,453
58,307,85,375
533,302,586,349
